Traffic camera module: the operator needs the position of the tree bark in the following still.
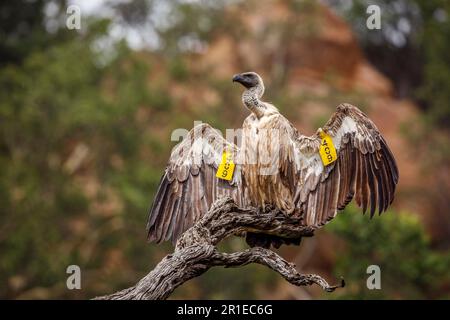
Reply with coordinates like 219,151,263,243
94,197,344,300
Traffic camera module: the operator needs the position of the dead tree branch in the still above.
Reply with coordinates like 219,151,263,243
94,197,344,300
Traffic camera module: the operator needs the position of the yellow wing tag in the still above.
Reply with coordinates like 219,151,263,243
319,130,337,166
216,150,235,181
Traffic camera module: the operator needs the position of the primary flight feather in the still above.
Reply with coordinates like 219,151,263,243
146,72,399,248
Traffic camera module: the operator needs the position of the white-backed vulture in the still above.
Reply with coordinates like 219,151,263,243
146,72,399,248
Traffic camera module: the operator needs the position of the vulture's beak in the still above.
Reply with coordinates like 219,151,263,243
232,74,244,83
232,73,254,88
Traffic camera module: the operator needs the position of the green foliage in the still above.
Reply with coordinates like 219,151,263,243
334,0,450,128
169,58,189,81
326,206,450,299
0,18,168,298
415,0,450,128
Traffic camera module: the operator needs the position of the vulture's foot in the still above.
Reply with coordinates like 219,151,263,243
263,204,276,212
269,208,283,219
255,205,274,216
261,204,282,218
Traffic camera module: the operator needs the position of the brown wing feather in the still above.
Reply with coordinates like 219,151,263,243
147,123,245,244
295,103,399,227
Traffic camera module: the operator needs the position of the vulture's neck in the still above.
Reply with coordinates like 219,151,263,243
242,85,266,119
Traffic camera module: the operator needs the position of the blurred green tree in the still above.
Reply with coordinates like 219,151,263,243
0,13,168,297
326,206,450,299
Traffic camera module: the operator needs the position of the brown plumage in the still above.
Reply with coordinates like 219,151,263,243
147,72,399,247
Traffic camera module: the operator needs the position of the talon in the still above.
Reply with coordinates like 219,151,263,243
263,204,275,213
256,207,264,215
269,208,281,218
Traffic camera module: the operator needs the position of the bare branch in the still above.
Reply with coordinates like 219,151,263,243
94,197,344,300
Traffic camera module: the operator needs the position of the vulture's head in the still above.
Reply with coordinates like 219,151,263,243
232,72,264,90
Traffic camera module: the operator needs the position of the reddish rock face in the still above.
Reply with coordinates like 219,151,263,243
202,1,392,95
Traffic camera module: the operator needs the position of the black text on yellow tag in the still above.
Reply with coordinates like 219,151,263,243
319,131,337,166
216,150,235,181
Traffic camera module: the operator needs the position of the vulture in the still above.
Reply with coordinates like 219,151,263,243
146,72,399,248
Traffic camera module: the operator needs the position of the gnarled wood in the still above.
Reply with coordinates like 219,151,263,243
95,197,344,300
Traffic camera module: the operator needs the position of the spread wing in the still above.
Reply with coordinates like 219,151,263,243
146,123,246,244
292,103,399,227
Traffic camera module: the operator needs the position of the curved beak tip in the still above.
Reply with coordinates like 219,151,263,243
232,74,241,82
